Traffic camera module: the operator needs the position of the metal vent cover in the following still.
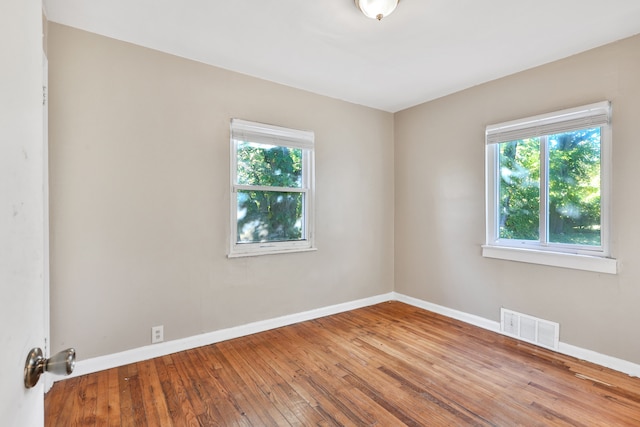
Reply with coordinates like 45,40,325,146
500,308,560,350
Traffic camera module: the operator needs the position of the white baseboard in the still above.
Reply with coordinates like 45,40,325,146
62,292,394,381
392,292,501,332
58,291,640,383
393,292,640,378
558,342,640,377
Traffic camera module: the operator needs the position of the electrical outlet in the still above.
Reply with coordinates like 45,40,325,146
151,325,164,344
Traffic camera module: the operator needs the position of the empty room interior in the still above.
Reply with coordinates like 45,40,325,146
25,0,640,425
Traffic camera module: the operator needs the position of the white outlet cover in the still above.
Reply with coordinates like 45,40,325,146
151,325,164,344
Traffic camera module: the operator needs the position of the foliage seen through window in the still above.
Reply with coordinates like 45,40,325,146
498,128,601,246
236,142,304,243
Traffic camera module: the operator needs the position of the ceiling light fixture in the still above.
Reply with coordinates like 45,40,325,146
355,0,399,21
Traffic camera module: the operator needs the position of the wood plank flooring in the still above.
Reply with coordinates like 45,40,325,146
45,302,640,426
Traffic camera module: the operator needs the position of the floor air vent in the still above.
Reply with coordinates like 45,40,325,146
500,308,559,350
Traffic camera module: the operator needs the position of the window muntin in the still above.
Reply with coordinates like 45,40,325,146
486,102,611,258
230,119,315,257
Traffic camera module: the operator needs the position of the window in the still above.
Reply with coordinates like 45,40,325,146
229,119,315,257
483,101,617,274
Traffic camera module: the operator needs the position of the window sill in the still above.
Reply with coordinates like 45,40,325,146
228,247,317,259
481,245,617,274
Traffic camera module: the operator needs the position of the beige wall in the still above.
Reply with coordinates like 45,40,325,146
49,21,640,366
48,24,394,359
395,34,640,364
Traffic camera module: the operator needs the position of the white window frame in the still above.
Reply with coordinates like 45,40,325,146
483,101,617,274
229,119,316,258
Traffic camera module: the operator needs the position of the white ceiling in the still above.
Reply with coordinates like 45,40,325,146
44,0,640,113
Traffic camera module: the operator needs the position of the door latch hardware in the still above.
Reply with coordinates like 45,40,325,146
24,347,76,389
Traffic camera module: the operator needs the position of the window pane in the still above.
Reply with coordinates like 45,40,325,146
237,190,303,243
236,141,302,188
548,128,601,246
498,139,540,240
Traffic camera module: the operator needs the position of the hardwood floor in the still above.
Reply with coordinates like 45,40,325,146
45,302,640,426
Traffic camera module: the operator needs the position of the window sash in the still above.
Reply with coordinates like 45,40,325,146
485,102,611,258
235,189,307,244
229,119,315,257
234,184,308,193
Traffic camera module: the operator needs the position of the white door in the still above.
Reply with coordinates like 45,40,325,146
0,0,47,426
